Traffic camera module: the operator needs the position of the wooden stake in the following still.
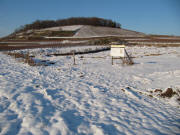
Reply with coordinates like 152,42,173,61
73,51,76,65
124,49,134,65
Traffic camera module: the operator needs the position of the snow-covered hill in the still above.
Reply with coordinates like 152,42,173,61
6,25,145,40
0,46,180,134
73,25,145,38
2,25,180,48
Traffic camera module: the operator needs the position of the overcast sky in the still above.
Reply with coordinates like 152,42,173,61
0,0,180,37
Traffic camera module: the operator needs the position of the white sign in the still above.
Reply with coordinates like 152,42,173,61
111,45,125,57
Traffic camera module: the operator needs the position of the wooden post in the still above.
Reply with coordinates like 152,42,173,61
112,56,113,65
124,49,133,65
73,51,76,65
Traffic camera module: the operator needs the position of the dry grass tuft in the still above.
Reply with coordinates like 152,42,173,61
5,52,55,66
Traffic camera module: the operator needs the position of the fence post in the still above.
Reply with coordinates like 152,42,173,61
73,51,76,65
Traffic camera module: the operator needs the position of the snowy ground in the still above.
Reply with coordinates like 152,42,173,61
0,46,180,135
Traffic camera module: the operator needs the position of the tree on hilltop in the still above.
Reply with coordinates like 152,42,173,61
14,17,121,33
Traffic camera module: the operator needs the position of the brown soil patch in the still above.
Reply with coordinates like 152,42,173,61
160,88,177,98
121,89,125,92
154,89,163,93
144,53,162,56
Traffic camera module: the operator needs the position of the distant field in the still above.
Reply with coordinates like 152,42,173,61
1,35,180,51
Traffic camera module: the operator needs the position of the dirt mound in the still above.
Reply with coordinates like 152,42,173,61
160,88,177,98
151,88,179,98
148,88,180,106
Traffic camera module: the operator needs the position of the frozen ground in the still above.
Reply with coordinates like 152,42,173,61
0,46,180,135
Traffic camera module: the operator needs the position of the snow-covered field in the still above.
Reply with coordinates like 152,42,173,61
40,25,83,32
0,46,180,135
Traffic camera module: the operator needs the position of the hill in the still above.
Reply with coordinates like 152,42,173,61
1,17,180,49
2,25,145,41
1,17,144,41
73,25,145,38
14,17,121,33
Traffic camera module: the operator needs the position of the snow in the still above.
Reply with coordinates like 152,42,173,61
73,25,145,38
39,25,83,32
0,46,180,135
37,25,145,38
60,25,83,31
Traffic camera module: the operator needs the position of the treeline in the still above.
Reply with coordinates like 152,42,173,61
14,17,121,33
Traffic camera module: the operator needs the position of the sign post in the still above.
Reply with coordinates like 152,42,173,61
111,44,125,65
111,45,125,57
110,44,133,65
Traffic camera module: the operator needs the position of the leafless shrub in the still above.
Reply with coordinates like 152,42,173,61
5,52,55,66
